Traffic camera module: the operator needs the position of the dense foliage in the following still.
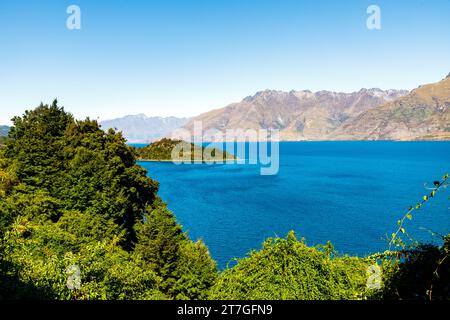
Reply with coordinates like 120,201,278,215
0,101,216,299
209,232,372,300
0,101,448,300
376,239,450,300
135,138,235,162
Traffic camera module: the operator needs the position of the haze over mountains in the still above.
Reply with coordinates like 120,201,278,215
100,114,190,143
98,74,449,142
180,74,449,141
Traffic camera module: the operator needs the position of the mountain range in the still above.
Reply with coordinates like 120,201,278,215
101,74,449,142
333,75,450,140
181,88,408,141
100,114,190,143
180,74,449,141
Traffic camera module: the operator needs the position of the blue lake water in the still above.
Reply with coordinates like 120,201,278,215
135,142,450,269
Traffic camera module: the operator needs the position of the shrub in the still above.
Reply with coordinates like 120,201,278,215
209,231,372,300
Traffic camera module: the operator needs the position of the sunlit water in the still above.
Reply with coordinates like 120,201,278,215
134,142,450,269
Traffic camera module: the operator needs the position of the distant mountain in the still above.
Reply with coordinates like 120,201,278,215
100,114,190,143
104,74,449,142
334,75,450,140
0,126,9,137
181,88,408,141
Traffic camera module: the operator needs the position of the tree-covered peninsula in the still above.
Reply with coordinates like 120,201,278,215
135,138,236,162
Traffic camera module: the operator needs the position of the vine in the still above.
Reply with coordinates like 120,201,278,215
388,173,449,250
368,173,450,300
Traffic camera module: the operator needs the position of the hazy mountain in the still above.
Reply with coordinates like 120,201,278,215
101,114,190,143
0,126,9,137
334,75,450,140
180,88,408,141
104,74,449,142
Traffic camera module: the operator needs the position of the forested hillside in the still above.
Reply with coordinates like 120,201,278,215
0,101,448,300
0,101,216,299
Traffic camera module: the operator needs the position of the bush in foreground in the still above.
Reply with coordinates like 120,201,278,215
209,231,373,300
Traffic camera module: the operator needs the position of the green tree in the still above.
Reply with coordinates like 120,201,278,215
1,102,159,248
173,240,218,300
5,100,72,193
135,204,185,293
0,101,217,300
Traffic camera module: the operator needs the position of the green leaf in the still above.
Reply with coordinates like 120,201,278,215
406,213,412,220
397,220,401,226
423,195,428,201
400,228,405,234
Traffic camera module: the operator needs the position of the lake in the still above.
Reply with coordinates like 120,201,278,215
136,141,450,269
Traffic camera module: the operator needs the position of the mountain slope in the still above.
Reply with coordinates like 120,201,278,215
100,114,190,143
0,125,9,137
181,89,408,141
333,75,450,140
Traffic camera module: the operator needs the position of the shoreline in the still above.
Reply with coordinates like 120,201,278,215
138,159,238,163
132,139,450,145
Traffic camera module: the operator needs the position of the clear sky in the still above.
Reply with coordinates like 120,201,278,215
1,0,449,124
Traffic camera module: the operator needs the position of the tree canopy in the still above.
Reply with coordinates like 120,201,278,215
0,101,216,299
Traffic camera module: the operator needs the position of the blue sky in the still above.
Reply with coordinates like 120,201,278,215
1,0,449,124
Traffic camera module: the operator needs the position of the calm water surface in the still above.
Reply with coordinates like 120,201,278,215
135,142,450,269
